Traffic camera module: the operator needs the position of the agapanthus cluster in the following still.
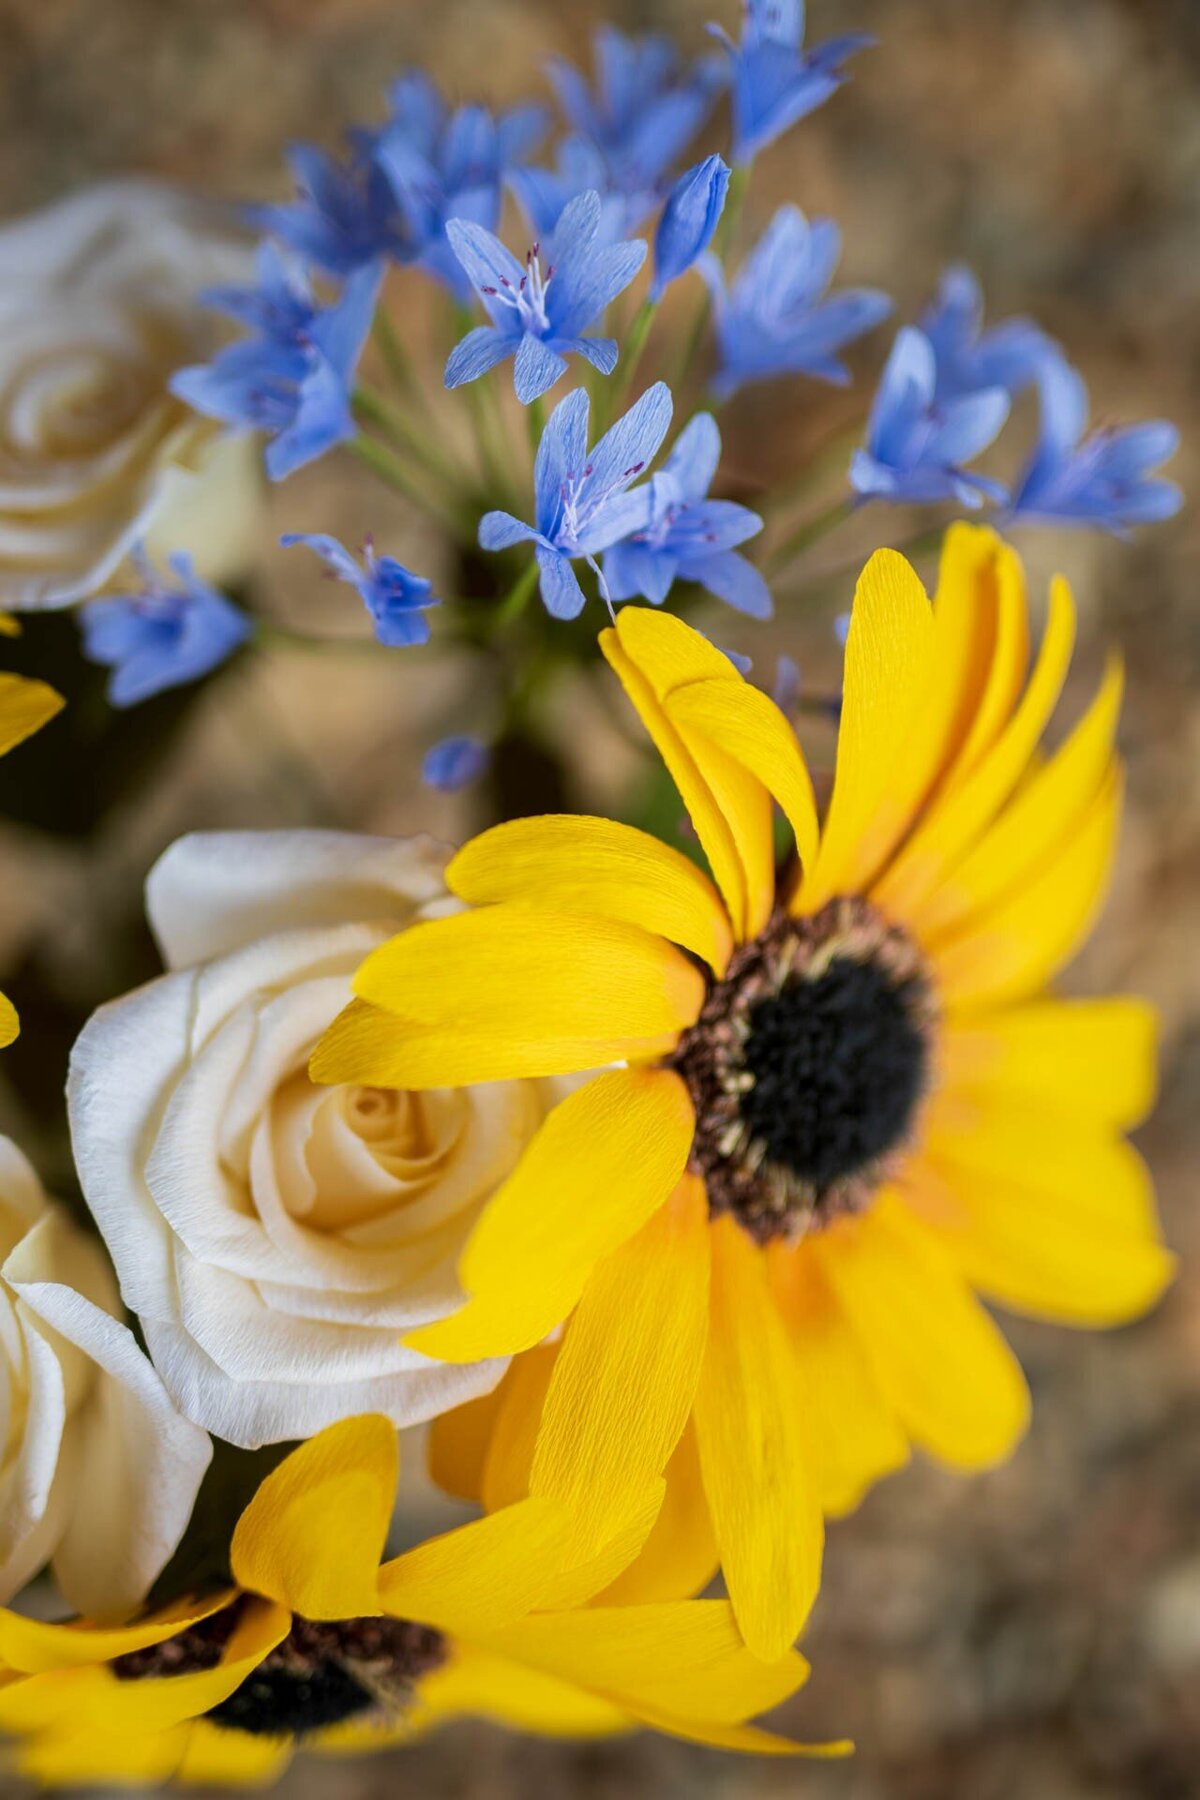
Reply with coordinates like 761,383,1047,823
0,2,1183,1789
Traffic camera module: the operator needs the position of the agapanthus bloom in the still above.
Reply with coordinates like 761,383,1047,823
444,192,646,404
603,412,770,618
651,155,731,300
919,265,1057,403
709,0,873,164
314,525,1172,1663
851,326,1010,506
80,549,250,706
251,142,407,275
172,245,381,479
0,1416,838,1782
282,531,440,646
478,382,673,619
423,735,491,792
548,27,718,208
1010,353,1182,534
703,207,891,399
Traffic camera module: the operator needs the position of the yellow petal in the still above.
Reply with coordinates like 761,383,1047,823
0,612,21,636
529,1175,711,1555
666,678,819,875
231,1415,398,1618
941,997,1158,1129
767,1242,909,1517
90,1599,291,1736
481,1343,560,1512
915,1105,1173,1326
0,1591,234,1675
412,1643,630,1738
449,815,733,974
875,574,1075,918
0,991,18,1050
427,1386,507,1506
313,908,704,1088
797,548,934,912
623,1709,852,1757
693,1215,824,1661
378,1489,659,1636
931,763,1122,1012
478,1599,809,1730
602,612,773,940
177,1721,293,1787
938,529,1030,789
406,1069,694,1362
918,654,1123,942
595,1422,718,1606
814,1193,1030,1469
16,1723,190,1788
0,671,64,758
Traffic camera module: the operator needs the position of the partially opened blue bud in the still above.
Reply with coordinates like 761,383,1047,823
650,155,730,301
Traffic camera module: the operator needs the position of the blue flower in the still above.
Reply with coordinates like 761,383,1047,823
603,413,770,618
703,206,891,398
548,27,719,204
651,155,730,300
709,0,873,164
850,326,1010,508
478,381,674,619
443,191,646,404
172,243,381,479
423,735,491,791
80,550,250,707
281,532,440,646
920,265,1058,404
1009,354,1182,535
251,142,406,274
509,138,645,245
370,74,548,298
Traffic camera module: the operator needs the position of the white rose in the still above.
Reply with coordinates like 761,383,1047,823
68,831,563,1451
0,1135,211,1619
0,179,262,611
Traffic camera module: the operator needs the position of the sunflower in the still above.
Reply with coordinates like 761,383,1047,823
0,1416,840,1784
0,669,63,1046
313,523,1173,1661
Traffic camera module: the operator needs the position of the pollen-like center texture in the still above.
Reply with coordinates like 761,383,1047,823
114,1605,447,1738
672,897,936,1243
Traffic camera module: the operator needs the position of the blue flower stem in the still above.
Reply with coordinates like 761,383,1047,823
672,290,712,393
352,383,461,490
346,433,464,535
718,159,751,261
758,421,866,520
372,305,420,400
253,621,386,656
598,297,658,436
764,494,856,578
494,557,539,628
526,394,546,461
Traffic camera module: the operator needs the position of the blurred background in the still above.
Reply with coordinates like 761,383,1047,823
0,0,1197,1795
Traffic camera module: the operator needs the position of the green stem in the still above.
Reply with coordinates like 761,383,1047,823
373,307,419,398
765,494,856,578
673,288,712,392
254,621,382,657
346,433,462,532
600,296,658,432
493,557,540,628
718,159,751,261
353,382,460,489
526,393,546,462
758,420,866,519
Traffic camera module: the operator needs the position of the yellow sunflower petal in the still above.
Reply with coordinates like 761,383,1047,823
0,992,19,1049
875,573,1076,918
0,1592,234,1675
478,1600,809,1730
796,548,934,913
624,1710,852,1757
601,616,772,940
940,997,1158,1129
0,671,64,758
448,815,734,974
16,1724,190,1788
814,1193,1030,1469
528,1174,711,1555
481,1343,560,1512
311,908,704,1089
595,1423,718,1606
767,1242,909,1517
378,1490,660,1636
427,1385,506,1506
91,1599,291,1735
693,1215,824,1661
176,1721,294,1787
666,678,819,874
406,1069,694,1363
230,1415,397,1618
919,654,1123,942
411,1643,629,1738
936,525,1030,789
931,762,1122,1012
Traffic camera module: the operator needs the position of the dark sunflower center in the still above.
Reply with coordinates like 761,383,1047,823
114,1605,447,1739
672,897,935,1243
